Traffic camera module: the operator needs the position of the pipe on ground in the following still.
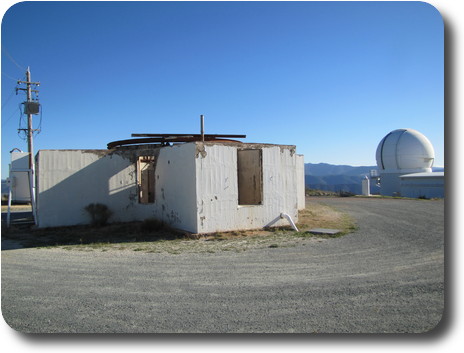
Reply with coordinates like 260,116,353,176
280,212,299,232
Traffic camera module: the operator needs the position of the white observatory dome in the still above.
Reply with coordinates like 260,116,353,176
376,129,435,171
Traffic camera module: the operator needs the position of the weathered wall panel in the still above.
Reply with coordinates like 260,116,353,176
195,143,299,233
153,143,197,231
36,144,197,231
9,152,31,202
37,150,136,227
36,142,302,234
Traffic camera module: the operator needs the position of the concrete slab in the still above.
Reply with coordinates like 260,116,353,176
308,228,341,235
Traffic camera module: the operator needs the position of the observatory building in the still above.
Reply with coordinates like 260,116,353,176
376,128,444,198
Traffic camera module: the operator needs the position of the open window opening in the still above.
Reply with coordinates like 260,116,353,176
137,156,156,204
237,149,263,205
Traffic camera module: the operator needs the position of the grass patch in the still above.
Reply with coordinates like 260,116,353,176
3,200,357,253
296,200,357,236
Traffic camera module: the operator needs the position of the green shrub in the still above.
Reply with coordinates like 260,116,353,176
140,218,166,232
84,203,113,227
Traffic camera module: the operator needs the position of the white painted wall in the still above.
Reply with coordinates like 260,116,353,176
36,145,197,230
37,149,137,227
153,143,197,232
36,142,303,233
195,142,299,233
9,152,31,202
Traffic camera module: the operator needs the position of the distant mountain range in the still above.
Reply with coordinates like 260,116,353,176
1,164,445,198
305,163,444,195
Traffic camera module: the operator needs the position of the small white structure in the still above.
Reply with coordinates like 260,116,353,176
36,141,304,233
361,176,370,196
9,151,32,203
375,128,444,198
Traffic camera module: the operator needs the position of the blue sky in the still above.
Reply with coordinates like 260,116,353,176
1,1,444,178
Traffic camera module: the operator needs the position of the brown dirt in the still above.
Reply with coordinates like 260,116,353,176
2,199,356,254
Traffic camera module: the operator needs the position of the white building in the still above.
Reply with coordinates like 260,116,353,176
36,141,305,233
8,151,32,203
400,172,445,199
376,128,444,198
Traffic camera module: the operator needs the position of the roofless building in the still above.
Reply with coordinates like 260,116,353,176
35,125,305,233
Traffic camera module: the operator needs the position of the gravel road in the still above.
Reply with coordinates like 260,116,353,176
1,197,444,333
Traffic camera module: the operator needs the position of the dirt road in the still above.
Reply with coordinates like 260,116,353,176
1,197,444,333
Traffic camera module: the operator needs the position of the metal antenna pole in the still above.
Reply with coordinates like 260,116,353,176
200,115,205,142
25,67,34,169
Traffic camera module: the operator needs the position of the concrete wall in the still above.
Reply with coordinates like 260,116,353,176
36,144,197,230
195,142,299,233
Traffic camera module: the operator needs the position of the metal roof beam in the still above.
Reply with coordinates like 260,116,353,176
131,133,246,138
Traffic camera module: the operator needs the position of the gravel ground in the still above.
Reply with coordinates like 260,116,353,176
1,197,444,333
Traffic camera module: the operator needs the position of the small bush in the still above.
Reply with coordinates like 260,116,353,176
306,188,338,197
140,218,166,232
338,191,355,197
84,203,113,227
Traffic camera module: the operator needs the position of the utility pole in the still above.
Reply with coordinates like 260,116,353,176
17,67,40,169
15,67,40,225
26,68,34,169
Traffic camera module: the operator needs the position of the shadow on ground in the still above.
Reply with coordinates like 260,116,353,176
1,219,189,251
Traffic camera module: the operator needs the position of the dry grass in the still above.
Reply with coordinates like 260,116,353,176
2,200,356,254
1,204,32,212
297,200,357,234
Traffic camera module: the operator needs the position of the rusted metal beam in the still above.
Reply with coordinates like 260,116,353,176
131,133,246,138
107,136,244,149
107,138,164,149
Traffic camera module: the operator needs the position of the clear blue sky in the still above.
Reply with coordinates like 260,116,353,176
1,1,444,178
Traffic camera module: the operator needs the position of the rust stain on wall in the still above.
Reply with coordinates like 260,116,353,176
195,143,207,158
